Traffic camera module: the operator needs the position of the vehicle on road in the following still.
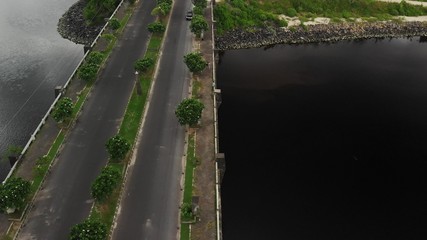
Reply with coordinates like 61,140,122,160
185,10,193,21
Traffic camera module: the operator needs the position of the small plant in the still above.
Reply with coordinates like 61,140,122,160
35,155,49,176
70,218,107,240
109,18,121,30
0,177,31,213
134,57,155,72
91,166,121,202
181,202,193,220
52,97,74,123
86,51,105,65
105,135,131,161
78,63,99,82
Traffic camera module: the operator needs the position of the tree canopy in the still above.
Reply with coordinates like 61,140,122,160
52,97,74,123
183,52,208,73
175,98,204,126
105,135,131,161
0,177,31,213
70,218,107,240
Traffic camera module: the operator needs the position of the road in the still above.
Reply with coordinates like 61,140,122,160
16,0,157,239
111,0,193,239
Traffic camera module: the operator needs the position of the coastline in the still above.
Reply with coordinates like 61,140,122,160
214,21,427,51
57,0,104,46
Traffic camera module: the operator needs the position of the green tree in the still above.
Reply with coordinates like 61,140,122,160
147,21,166,33
70,218,107,240
105,135,131,161
194,0,207,9
52,97,74,123
86,51,105,65
175,98,204,126
84,0,119,24
134,57,155,73
91,166,121,202
109,18,121,30
151,2,172,16
193,6,204,15
190,15,208,38
0,177,31,213
183,52,208,73
78,63,99,82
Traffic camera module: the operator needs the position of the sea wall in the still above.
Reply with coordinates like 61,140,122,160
214,21,427,50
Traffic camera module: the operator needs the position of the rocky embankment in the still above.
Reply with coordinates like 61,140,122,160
57,0,104,46
215,21,427,50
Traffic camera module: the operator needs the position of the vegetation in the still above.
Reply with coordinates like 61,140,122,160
134,57,155,72
109,18,121,30
181,202,194,220
152,2,172,16
183,52,208,73
52,97,74,123
70,218,107,240
91,166,121,202
148,21,166,33
105,135,131,161
190,15,209,38
194,0,207,9
78,63,99,82
175,98,204,126
0,177,31,213
213,0,427,35
84,0,120,24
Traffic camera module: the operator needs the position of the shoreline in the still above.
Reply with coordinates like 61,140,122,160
214,21,427,50
57,0,104,46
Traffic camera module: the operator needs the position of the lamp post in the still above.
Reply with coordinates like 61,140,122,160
135,71,142,95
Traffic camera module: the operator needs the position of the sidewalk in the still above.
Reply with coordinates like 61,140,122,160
191,1,217,239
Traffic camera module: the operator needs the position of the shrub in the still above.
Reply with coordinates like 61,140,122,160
148,21,166,33
86,51,105,65
91,166,121,202
109,18,121,30
105,135,131,161
134,57,155,72
52,97,74,123
0,177,31,213
70,218,107,240
78,63,99,82
183,52,208,73
175,98,204,126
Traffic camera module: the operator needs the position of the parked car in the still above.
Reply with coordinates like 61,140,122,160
185,10,193,21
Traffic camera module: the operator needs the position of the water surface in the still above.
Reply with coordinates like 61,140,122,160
217,37,427,240
0,0,84,179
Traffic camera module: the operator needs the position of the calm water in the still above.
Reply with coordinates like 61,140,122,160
217,38,427,240
0,0,84,179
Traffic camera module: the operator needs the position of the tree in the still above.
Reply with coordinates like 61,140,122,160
78,63,99,82
190,15,208,38
109,18,121,30
151,2,172,16
84,0,119,24
52,97,74,123
0,177,31,213
86,51,105,65
194,0,207,9
175,98,204,126
91,166,121,202
183,52,208,73
70,218,107,240
147,21,166,33
105,135,131,161
134,57,155,72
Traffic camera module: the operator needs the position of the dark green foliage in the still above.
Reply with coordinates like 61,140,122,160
78,63,99,82
148,21,166,33
183,52,208,73
0,177,31,213
181,202,193,220
213,0,427,35
84,0,120,24
70,218,107,240
190,15,208,37
105,135,131,161
157,0,172,5
109,18,121,30
152,2,172,16
91,166,121,202
193,6,204,15
134,57,155,72
175,98,204,126
86,51,105,65
194,0,207,9
53,97,74,123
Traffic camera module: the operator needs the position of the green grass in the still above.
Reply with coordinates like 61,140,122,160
214,0,427,35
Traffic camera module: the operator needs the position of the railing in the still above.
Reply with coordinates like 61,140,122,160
2,0,125,184
210,0,223,239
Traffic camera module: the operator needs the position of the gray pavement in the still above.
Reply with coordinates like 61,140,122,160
110,0,193,239
15,0,157,239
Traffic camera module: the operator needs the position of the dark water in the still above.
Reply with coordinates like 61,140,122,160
0,0,84,179
217,37,427,240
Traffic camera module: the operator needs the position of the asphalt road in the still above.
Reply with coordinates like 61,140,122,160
16,0,157,239
111,0,193,239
